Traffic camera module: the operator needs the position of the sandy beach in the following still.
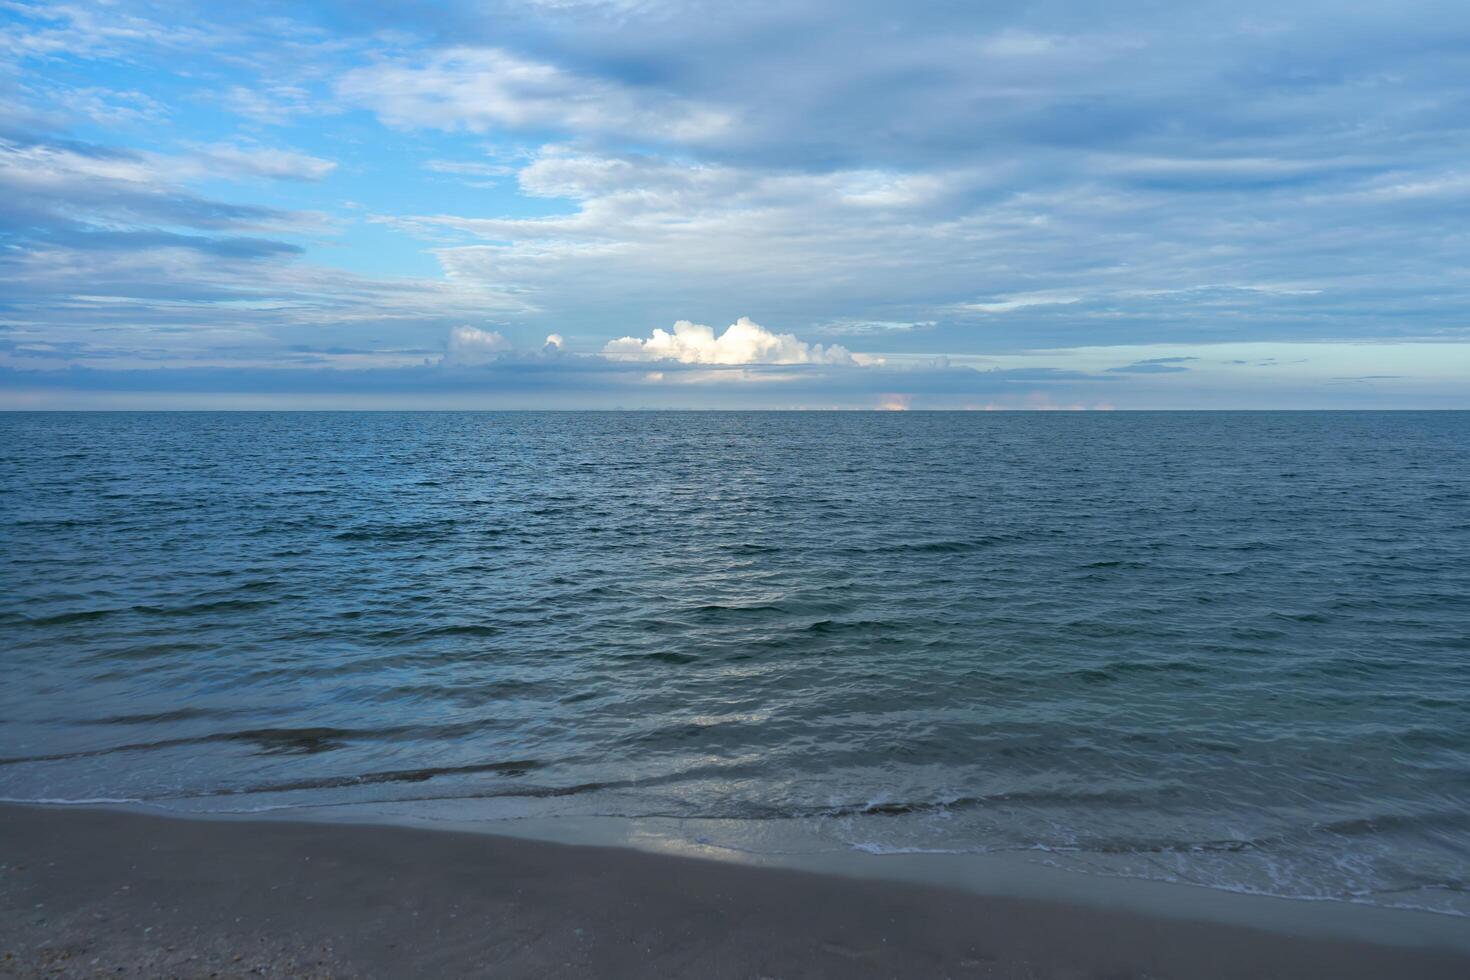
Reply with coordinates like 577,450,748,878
1,804,1466,979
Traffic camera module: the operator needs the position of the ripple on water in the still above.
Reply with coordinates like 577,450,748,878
1,410,1468,916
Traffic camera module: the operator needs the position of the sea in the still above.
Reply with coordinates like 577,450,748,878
2,411,1467,917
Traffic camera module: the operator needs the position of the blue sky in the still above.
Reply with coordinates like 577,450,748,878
2,0,1468,408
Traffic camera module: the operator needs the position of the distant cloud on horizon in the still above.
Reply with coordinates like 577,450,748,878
602,318,860,366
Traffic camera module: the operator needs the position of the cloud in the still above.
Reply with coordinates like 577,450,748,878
49,86,169,127
1106,356,1198,374
957,293,1085,314
603,318,856,365
188,144,337,182
217,83,317,126
0,133,334,331
813,319,935,337
400,136,1470,350
6,339,1469,410
446,325,513,363
332,0,1470,352
0,353,1112,409
425,159,517,180
0,1,218,61
0,137,329,228
3,0,1470,407
395,147,1013,333
337,47,731,143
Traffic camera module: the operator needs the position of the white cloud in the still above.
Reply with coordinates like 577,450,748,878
446,325,513,363
0,138,149,190
0,138,334,199
1100,155,1336,180
976,30,1067,58
337,47,731,143
51,86,168,126
190,143,337,182
814,319,935,336
956,292,1085,314
602,317,856,365
219,83,316,126
425,159,516,179
1340,171,1470,203
0,2,217,61
544,333,565,349
390,148,999,326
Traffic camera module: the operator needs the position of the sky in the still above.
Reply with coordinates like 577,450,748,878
1,0,1468,409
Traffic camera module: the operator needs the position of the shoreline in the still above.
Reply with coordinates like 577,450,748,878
192,797,1470,947
4,803,1469,978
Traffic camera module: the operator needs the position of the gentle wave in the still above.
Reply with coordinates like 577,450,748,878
3,410,1469,916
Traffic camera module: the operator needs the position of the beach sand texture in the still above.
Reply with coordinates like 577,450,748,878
3,804,1468,979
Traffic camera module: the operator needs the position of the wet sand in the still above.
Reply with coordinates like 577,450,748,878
2,804,1467,979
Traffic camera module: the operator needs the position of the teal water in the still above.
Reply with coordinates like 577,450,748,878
2,412,1468,914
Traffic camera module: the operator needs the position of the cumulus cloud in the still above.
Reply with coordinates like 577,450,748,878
602,318,856,365
446,325,512,363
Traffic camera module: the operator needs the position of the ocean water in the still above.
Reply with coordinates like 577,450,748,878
2,411,1468,915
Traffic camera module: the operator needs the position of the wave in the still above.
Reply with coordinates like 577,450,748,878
180,759,544,798
0,721,512,766
616,650,699,665
11,597,275,627
834,536,1016,556
332,519,459,542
